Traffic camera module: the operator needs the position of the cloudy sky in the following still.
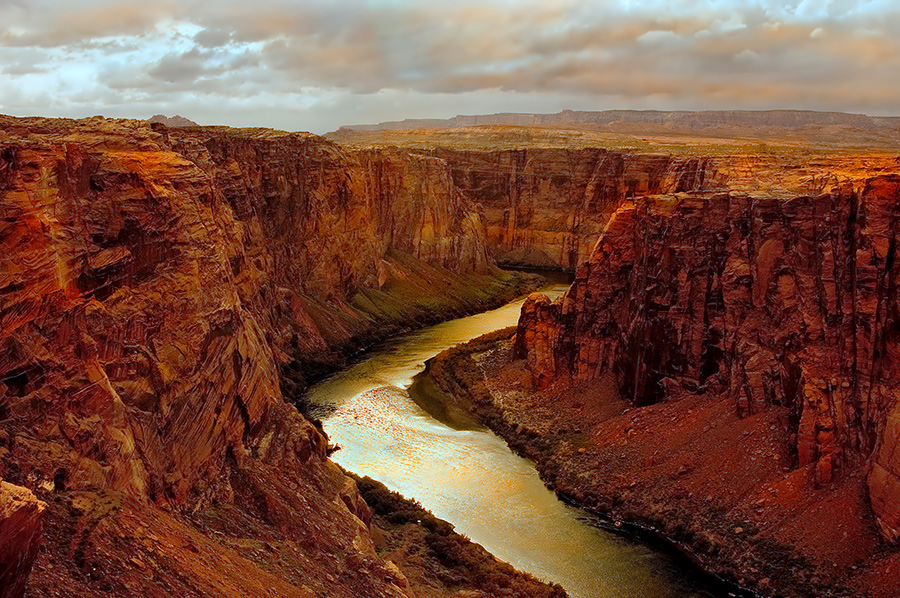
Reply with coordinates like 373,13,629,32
0,0,898,133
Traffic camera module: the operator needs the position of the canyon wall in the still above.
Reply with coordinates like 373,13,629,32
423,148,692,270
515,177,900,540
0,116,493,506
398,147,898,272
0,115,542,597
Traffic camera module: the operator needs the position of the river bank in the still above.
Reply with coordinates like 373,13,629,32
421,329,900,598
306,281,745,598
351,473,567,598
282,255,545,400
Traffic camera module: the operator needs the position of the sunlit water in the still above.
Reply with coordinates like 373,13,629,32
307,280,735,598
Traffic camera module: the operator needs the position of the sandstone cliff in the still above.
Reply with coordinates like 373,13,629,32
0,115,547,597
433,148,900,271
417,148,686,270
506,177,900,595
0,480,45,598
334,126,900,272
516,178,900,504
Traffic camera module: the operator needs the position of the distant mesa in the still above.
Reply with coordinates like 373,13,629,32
149,114,199,127
336,109,900,133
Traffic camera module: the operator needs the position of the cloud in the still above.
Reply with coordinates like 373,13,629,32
0,0,899,133
0,2,181,47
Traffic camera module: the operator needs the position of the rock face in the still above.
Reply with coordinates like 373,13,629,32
0,481,45,598
148,114,199,127
515,177,900,539
0,115,541,597
340,145,898,272
421,148,691,270
0,115,490,506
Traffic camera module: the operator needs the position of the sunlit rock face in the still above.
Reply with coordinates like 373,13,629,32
427,148,691,270
414,147,898,272
514,176,900,538
0,115,506,597
0,480,45,598
0,116,488,506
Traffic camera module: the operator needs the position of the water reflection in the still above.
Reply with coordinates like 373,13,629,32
307,283,729,598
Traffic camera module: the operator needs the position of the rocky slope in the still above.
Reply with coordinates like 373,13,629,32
0,115,549,597
427,175,900,596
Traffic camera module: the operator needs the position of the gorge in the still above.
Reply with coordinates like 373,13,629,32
2,112,900,598
407,127,900,597
304,276,750,598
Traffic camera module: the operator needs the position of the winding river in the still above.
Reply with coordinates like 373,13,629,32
307,277,736,598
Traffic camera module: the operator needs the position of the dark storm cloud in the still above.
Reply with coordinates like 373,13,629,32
0,0,898,132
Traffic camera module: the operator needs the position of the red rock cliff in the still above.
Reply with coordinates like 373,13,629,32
0,115,541,597
515,178,900,540
412,147,898,272
422,148,697,270
0,480,45,598
0,116,493,505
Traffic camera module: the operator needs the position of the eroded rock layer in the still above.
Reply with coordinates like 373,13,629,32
0,115,546,598
517,179,900,528
0,480,45,598
383,147,899,271
422,148,690,270
504,176,900,595
0,116,496,504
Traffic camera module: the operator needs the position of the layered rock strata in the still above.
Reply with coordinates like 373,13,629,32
421,148,691,270
516,178,900,506
498,177,900,595
0,115,546,597
368,146,899,272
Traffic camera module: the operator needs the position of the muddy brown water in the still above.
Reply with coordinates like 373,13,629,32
307,279,742,598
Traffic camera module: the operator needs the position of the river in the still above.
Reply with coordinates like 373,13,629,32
306,278,737,598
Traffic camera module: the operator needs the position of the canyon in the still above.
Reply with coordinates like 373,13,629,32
2,112,900,597
412,127,900,596
331,123,900,272
0,114,551,597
